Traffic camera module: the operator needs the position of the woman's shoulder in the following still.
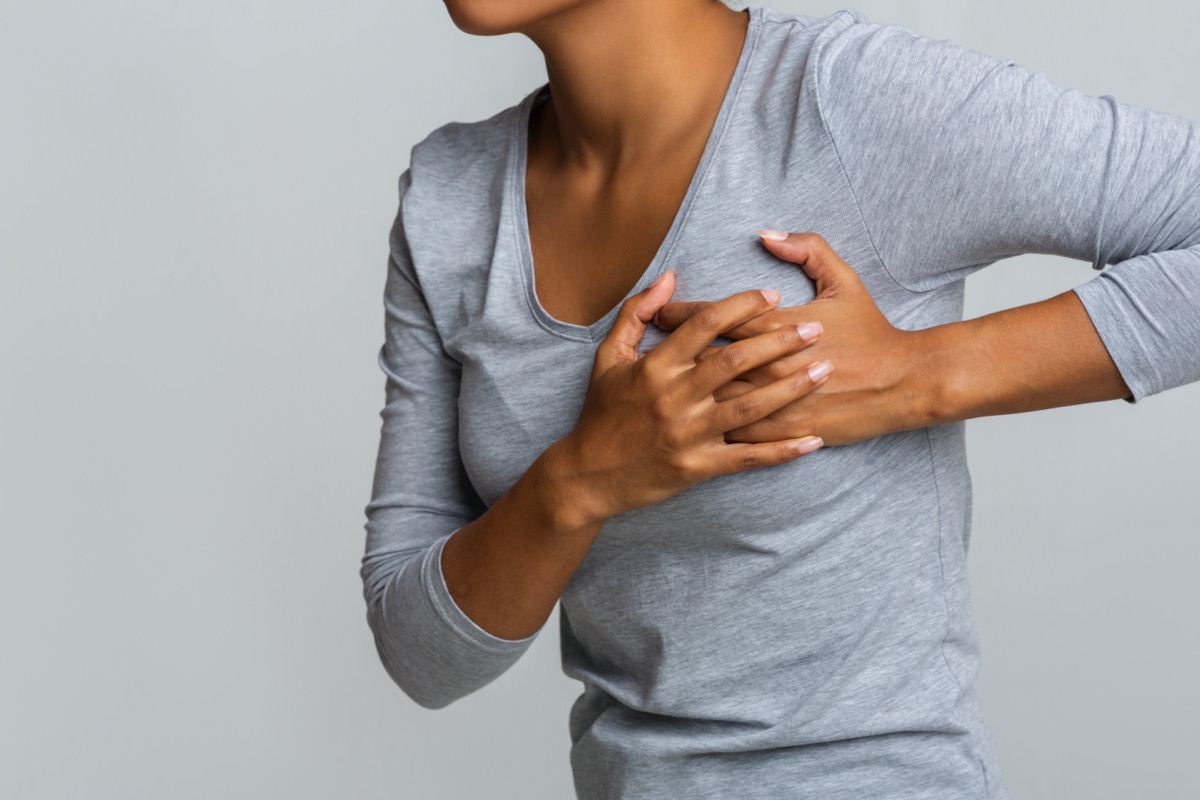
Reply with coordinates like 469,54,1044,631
751,5,1021,134
405,91,527,196
756,5,865,31
395,89,536,287
398,88,536,250
742,7,898,106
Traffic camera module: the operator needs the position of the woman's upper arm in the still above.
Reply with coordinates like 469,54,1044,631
360,169,537,709
812,15,1200,400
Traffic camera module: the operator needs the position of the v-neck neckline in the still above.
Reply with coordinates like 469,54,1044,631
509,6,763,343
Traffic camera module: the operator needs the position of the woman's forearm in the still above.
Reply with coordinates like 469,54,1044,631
439,437,606,641
918,288,1133,426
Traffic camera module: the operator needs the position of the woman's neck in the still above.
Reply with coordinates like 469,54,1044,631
523,0,750,178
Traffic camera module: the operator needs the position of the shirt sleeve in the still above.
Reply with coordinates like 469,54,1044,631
811,13,1200,403
360,168,538,710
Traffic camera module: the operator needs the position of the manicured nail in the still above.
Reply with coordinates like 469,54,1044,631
806,360,832,382
760,288,781,304
650,268,673,289
795,321,823,343
792,436,823,455
758,229,788,241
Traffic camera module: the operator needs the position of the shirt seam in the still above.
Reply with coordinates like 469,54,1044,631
809,12,926,297
922,426,994,798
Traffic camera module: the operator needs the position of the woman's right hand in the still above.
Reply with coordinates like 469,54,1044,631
545,268,830,527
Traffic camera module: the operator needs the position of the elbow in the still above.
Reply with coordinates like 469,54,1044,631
361,548,458,708
375,639,459,710
364,595,466,710
360,539,533,710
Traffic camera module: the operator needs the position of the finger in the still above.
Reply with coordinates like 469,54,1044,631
727,350,818,388
756,231,864,298
722,312,821,342
704,435,825,478
704,359,832,435
719,315,774,341
725,414,805,444
594,269,676,374
713,380,756,403
660,302,796,342
688,322,822,399
702,341,821,391
653,300,712,331
648,288,782,366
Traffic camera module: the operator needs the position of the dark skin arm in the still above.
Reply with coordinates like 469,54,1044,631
652,231,1133,445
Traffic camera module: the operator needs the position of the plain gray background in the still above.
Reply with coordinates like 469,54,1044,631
3,1,1198,798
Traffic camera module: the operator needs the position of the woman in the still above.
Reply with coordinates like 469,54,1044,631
361,1,1200,797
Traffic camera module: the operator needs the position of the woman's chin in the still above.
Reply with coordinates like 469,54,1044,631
442,0,573,37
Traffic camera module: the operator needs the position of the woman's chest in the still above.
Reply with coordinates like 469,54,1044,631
449,281,956,522
435,129,963,511
524,161,697,330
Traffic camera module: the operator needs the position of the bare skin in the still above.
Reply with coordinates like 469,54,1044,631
434,0,1133,641
522,3,750,326
439,0,823,640
653,231,1133,444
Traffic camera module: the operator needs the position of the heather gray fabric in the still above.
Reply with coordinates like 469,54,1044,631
360,7,1200,798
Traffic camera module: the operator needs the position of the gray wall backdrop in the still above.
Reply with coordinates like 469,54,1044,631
3,1,1198,798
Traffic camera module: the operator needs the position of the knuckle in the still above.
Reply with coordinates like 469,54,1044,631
615,298,638,321
740,448,764,471
716,345,746,373
694,306,724,333
668,450,704,482
660,421,690,451
731,393,760,421
647,392,673,421
788,377,812,401
634,349,660,375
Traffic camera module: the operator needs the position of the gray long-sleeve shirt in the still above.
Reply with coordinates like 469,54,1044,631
360,6,1200,798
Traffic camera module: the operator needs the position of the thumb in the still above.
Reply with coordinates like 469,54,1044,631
594,268,676,374
756,230,860,298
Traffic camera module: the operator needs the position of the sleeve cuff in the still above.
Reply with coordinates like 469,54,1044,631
1071,276,1162,405
1073,247,1200,405
1075,281,1147,407
421,531,540,652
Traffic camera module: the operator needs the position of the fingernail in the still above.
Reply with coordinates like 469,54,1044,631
795,321,823,343
760,288,781,304
758,229,788,241
650,268,673,289
806,360,832,382
792,436,823,455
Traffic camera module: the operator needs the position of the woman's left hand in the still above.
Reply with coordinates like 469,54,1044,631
652,232,937,447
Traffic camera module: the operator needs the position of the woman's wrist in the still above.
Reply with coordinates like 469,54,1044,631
532,436,615,534
900,326,962,429
907,290,1133,427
